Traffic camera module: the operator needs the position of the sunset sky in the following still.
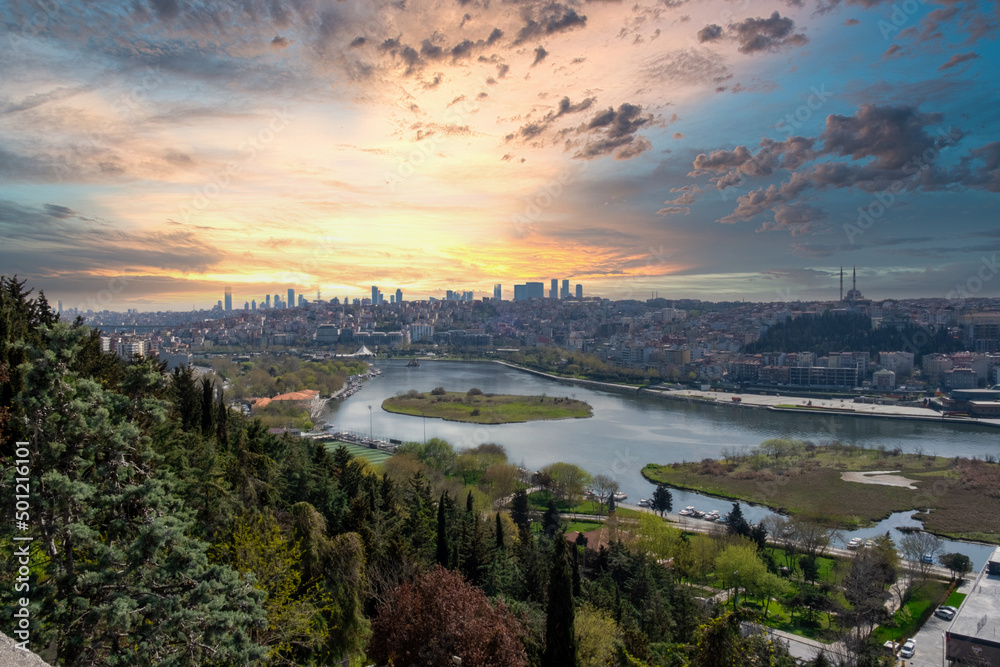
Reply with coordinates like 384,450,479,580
1,0,999,310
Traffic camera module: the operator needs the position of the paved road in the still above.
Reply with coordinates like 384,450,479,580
899,577,973,667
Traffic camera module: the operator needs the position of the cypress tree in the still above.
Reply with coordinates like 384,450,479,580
496,512,504,551
511,488,531,532
200,376,215,438
572,543,582,597
437,491,451,567
543,533,578,667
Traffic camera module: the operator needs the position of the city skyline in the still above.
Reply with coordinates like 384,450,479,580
1,1,999,311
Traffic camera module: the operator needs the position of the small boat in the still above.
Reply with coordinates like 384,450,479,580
613,492,627,502
637,498,652,507
679,506,695,516
716,514,728,523
846,538,862,550
864,539,875,549
704,510,720,521
691,509,705,519
406,360,420,367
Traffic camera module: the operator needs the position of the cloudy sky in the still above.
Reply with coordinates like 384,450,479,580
1,0,998,310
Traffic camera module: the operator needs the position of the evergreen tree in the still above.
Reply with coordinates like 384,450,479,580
12,323,267,665
544,533,578,667
651,484,673,517
511,488,531,532
437,491,451,568
543,499,562,536
727,502,750,538
496,512,504,551
201,376,215,438
572,543,582,597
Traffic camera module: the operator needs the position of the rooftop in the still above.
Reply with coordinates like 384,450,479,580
949,547,1000,642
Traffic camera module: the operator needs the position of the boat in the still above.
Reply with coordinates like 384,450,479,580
406,359,420,367
637,498,652,507
679,506,695,516
613,491,627,502
691,509,705,519
846,538,862,550
704,510,720,521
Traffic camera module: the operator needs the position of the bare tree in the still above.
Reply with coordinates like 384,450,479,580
900,532,943,583
591,474,619,515
790,518,838,559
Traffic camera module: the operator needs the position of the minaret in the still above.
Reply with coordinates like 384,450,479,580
840,267,843,301
853,266,856,294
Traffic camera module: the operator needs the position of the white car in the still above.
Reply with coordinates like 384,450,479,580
900,638,916,659
935,606,956,621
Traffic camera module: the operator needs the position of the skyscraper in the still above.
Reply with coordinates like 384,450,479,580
251,299,257,311
265,294,271,308
550,279,558,299
526,282,544,299
396,288,403,303
575,284,582,299
224,286,232,312
561,279,569,299
274,294,281,309
493,283,501,301
288,288,295,309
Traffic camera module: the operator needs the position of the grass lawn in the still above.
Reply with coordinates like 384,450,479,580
765,547,841,585
382,390,592,424
565,520,603,534
746,598,842,644
872,580,951,643
327,441,393,466
527,491,640,519
946,591,967,608
642,445,1000,541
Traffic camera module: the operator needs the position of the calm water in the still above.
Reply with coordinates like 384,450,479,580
325,359,1000,567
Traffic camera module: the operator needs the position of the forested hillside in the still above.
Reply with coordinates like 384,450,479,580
744,311,963,360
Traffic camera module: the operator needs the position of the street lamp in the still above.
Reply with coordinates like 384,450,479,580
368,404,373,439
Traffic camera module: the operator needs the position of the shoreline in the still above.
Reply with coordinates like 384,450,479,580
638,386,1000,430
491,359,1000,429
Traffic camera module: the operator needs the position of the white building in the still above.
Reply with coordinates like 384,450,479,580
872,368,896,391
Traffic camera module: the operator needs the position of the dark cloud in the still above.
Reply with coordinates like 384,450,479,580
505,96,596,142
819,104,943,170
349,36,366,48
697,24,723,42
487,28,504,45
692,103,1000,232
270,35,290,49
451,39,475,60
575,103,653,160
513,4,587,45
0,200,225,276
727,12,808,54
939,51,981,70
420,39,446,61
532,45,549,66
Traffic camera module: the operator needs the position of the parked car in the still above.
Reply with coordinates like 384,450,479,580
921,553,934,563
935,607,956,621
900,638,916,659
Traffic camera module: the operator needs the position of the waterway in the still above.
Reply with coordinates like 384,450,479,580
324,359,1000,568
